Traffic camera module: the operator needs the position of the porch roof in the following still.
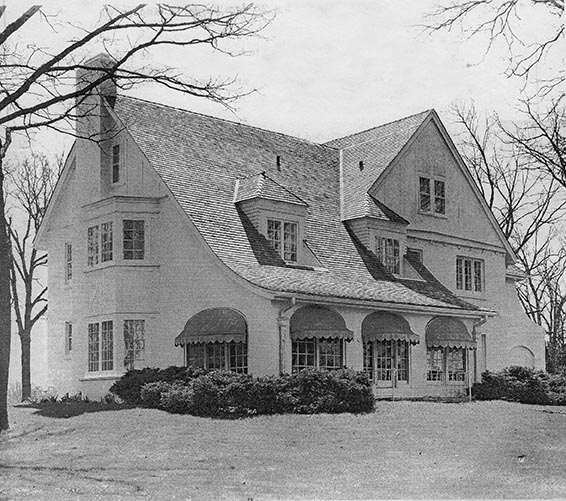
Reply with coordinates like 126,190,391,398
175,308,247,346
425,317,476,349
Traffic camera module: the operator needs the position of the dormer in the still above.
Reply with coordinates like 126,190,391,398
234,172,310,266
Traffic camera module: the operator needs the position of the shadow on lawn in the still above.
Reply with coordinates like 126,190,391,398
14,402,135,419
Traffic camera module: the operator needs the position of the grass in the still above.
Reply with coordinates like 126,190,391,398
2,400,566,500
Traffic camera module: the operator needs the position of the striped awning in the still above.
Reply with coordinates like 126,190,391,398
174,308,247,346
362,312,420,344
426,317,476,349
290,305,354,341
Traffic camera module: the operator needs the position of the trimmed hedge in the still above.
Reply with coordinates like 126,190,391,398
111,367,375,416
473,366,566,405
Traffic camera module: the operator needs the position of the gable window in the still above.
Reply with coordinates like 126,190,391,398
376,237,400,274
65,322,73,353
124,320,146,369
292,338,343,372
267,218,297,262
65,243,72,281
123,220,145,260
88,320,114,372
456,256,483,293
112,144,120,184
420,177,445,215
185,342,248,373
87,222,113,266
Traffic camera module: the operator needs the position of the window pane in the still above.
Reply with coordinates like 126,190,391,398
87,226,99,266
65,322,73,353
65,244,72,280
427,347,444,381
474,260,483,292
456,258,463,290
112,144,120,184
283,222,298,262
229,342,248,374
292,339,316,372
88,323,100,372
101,320,113,371
396,340,409,381
434,180,445,214
363,342,374,380
376,237,400,275
267,219,281,253
123,220,145,260
375,340,393,381
186,343,206,369
101,222,113,262
419,177,431,212
464,259,472,291
447,348,466,381
124,319,145,369
319,339,343,370
206,343,226,370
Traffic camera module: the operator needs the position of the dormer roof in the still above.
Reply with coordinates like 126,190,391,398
234,171,308,206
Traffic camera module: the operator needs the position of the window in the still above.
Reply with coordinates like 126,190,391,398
87,222,113,266
65,243,72,281
364,340,409,383
185,342,247,373
420,177,445,215
376,237,400,274
123,220,145,260
124,320,145,369
406,248,423,263
456,257,483,293
65,322,72,353
112,144,120,184
291,338,343,372
267,218,297,262
88,321,113,372
427,347,467,382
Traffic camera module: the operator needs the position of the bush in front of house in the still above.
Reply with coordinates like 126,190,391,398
473,366,566,405
131,367,374,417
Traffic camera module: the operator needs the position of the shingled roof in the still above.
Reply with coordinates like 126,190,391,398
113,96,481,312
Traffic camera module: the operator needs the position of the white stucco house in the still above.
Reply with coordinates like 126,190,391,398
36,55,545,399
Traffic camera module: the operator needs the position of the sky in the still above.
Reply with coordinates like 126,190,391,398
4,0,555,387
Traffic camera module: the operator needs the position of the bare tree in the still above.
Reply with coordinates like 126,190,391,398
7,154,60,401
424,0,564,95
0,4,273,431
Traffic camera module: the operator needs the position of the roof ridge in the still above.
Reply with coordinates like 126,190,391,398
117,94,332,150
324,109,433,147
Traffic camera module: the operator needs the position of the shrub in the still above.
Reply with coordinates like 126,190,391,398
140,381,174,409
160,384,195,414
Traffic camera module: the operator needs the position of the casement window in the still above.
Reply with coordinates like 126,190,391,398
123,320,145,369
88,321,114,372
376,237,400,274
87,222,113,266
456,256,483,293
426,347,466,382
65,322,72,353
267,218,298,262
419,177,445,215
185,342,248,373
112,144,120,184
123,219,145,260
364,340,409,383
65,243,72,281
291,338,343,372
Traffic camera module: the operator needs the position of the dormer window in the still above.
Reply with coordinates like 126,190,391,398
267,218,298,262
419,176,445,215
376,236,400,274
112,144,120,184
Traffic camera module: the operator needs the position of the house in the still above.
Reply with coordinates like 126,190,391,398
35,55,545,399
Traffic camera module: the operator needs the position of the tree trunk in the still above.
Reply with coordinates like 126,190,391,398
0,153,11,431
20,331,31,401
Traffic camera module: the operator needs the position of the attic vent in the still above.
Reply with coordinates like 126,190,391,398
276,155,281,171
359,160,364,171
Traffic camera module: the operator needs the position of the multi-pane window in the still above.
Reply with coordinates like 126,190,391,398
123,220,145,260
65,322,72,353
185,342,248,373
376,237,400,274
364,340,409,383
291,338,343,372
87,222,113,266
124,320,145,369
112,144,120,184
427,347,467,382
419,177,445,215
456,257,483,293
88,321,113,372
267,219,298,262
65,243,72,281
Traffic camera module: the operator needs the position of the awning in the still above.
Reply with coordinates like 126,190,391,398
290,305,354,341
425,317,476,349
362,312,420,344
175,308,247,346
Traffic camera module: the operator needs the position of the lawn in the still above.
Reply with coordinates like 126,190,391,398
2,400,566,500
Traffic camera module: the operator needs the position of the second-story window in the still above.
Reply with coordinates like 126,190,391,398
87,226,99,266
456,256,483,293
101,222,113,262
267,218,297,262
123,220,145,260
376,237,400,274
87,222,113,266
112,144,120,184
419,177,445,215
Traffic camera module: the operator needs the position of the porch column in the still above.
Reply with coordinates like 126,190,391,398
277,315,291,374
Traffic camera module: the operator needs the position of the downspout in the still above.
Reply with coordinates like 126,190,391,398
470,314,489,402
278,297,296,374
